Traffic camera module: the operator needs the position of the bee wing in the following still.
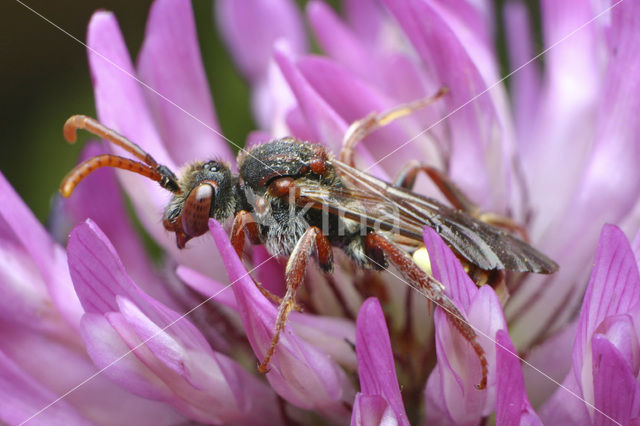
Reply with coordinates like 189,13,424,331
296,160,558,273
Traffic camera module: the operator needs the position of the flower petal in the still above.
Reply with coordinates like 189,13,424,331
273,45,387,179
423,228,507,422
179,264,357,370
503,2,541,142
422,227,476,311
573,0,640,226
138,0,233,165
0,172,82,328
592,334,640,425
296,55,441,174
69,220,279,424
356,298,409,426
216,0,307,82
55,143,173,305
343,0,386,47
351,394,400,426
495,330,542,426
573,225,640,401
209,219,354,420
307,1,380,85
176,265,237,310
87,11,175,238
383,0,511,211
0,350,91,426
88,11,232,280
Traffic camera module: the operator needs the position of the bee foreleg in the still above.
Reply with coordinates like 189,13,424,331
363,231,488,390
257,226,333,374
230,210,262,257
230,210,302,308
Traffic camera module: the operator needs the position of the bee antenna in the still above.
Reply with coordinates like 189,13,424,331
61,115,181,197
60,154,181,198
64,115,160,168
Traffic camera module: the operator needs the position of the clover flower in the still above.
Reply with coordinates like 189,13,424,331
2,0,640,424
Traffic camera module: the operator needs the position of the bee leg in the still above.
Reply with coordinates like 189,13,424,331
393,162,530,241
258,226,333,374
364,231,488,390
340,88,448,166
230,211,301,309
230,210,262,257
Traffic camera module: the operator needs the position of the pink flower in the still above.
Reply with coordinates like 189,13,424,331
3,0,640,424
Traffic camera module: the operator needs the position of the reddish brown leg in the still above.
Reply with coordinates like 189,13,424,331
230,210,293,307
394,162,530,242
231,210,262,257
365,231,488,390
258,226,333,373
340,88,448,167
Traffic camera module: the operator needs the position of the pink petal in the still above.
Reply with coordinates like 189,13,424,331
0,350,90,426
70,220,279,423
573,225,640,398
68,220,215,352
431,0,493,48
0,242,60,333
86,11,175,239
216,0,307,82
520,0,601,234
0,173,82,328
351,394,400,426
592,334,640,425
344,0,386,47
307,1,381,86
273,46,387,179
209,219,354,420
573,0,640,227
594,315,640,374
1,319,183,425
356,298,409,426
273,46,349,150
296,55,439,174
87,11,226,280
56,143,172,305
503,2,541,142
252,245,286,297
383,0,510,211
423,229,507,422
422,227,477,311
179,264,357,369
138,0,233,165
176,265,237,310
495,330,542,426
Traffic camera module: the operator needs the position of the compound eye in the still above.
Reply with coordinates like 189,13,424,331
181,183,216,239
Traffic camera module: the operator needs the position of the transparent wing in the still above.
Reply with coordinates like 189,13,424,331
295,160,558,273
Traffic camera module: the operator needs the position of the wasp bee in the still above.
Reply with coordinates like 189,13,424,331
60,92,557,390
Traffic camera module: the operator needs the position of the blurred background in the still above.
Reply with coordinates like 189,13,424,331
2,0,254,222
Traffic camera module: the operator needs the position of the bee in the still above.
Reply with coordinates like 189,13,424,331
60,93,557,391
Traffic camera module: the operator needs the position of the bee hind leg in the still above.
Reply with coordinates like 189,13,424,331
364,231,488,390
393,162,530,242
257,226,333,373
340,88,448,166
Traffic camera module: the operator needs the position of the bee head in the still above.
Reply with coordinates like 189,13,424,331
163,160,238,248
